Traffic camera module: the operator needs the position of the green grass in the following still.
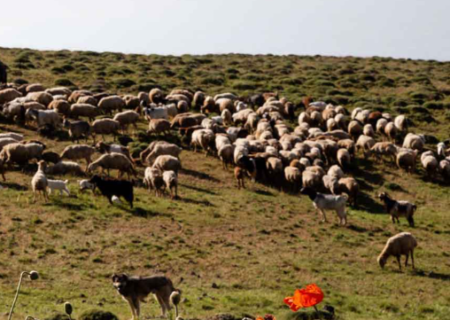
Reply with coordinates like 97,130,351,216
0,47,450,319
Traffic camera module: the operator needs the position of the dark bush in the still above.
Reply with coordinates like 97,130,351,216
51,67,66,74
79,310,118,320
232,81,258,91
55,78,75,86
13,78,28,85
44,313,70,320
115,79,136,88
423,101,444,110
201,77,224,86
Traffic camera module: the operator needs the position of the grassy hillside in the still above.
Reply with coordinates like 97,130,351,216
0,47,450,320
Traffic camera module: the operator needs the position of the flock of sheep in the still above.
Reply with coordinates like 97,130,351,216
0,82,445,271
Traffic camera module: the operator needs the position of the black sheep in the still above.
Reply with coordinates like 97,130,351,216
89,175,134,208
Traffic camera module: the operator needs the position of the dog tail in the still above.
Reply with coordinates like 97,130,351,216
170,289,182,318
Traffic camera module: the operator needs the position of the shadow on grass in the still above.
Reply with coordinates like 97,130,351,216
130,206,165,218
3,182,27,191
253,188,274,196
178,197,214,206
180,183,217,195
414,270,450,282
180,168,220,183
355,192,386,214
51,198,87,211
347,224,369,233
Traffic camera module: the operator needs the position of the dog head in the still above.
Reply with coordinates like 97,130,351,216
112,273,129,293
378,192,388,201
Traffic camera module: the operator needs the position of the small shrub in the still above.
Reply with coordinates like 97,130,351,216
201,77,224,86
55,79,75,86
114,78,136,88
44,313,70,320
423,101,444,110
79,310,118,320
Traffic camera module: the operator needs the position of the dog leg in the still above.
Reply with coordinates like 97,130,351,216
126,298,137,320
155,293,166,317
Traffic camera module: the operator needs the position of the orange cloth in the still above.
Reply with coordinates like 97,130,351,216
284,284,324,311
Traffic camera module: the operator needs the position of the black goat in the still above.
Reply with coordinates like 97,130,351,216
89,175,134,208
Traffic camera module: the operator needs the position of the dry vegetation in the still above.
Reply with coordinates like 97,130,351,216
0,47,450,320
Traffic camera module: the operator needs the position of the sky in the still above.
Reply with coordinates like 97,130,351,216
1,0,449,61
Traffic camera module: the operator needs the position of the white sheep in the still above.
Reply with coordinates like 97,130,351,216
47,179,70,196
31,160,48,202
378,232,417,271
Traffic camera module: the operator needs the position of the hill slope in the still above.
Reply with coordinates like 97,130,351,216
0,47,450,320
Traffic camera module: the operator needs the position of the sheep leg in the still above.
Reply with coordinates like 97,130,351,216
242,177,246,189
396,255,402,271
405,253,409,268
411,250,415,269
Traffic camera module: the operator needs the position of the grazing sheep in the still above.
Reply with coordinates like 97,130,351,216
148,119,171,135
91,119,121,142
144,143,182,165
348,120,363,141
384,122,397,142
144,167,165,197
0,88,22,104
47,179,70,196
403,133,425,151
284,166,302,193
421,154,438,178
371,142,397,163
356,135,375,158
336,177,359,207
218,144,234,169
89,175,133,208
113,110,140,133
138,92,150,105
394,115,409,133
41,151,61,164
88,153,136,179
70,103,102,121
46,161,85,176
193,91,205,109
300,187,347,226
363,124,374,137
378,192,416,227
0,137,20,150
163,170,178,199
153,155,181,173
378,232,417,270
98,95,125,114
96,141,132,161
191,129,215,154
77,95,98,106
31,160,48,202
49,99,71,116
439,159,450,181
63,118,91,143
149,88,164,104
396,149,419,173
328,165,344,179
376,118,388,137
337,148,351,171
0,142,44,165
221,109,232,126
60,145,97,165
302,166,325,189
26,91,53,107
